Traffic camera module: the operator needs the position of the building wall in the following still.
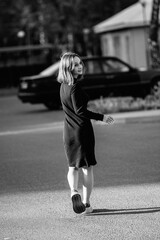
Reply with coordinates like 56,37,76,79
100,28,150,69
130,28,148,68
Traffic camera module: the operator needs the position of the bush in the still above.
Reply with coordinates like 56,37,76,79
88,89,160,114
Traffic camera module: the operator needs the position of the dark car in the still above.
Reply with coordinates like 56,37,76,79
18,56,160,110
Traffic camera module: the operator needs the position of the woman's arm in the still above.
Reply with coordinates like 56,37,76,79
71,83,103,121
71,83,114,124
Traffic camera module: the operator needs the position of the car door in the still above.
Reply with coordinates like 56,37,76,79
102,58,141,97
82,58,141,98
82,58,111,99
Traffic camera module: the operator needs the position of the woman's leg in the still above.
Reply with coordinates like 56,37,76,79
82,166,94,204
67,167,79,196
67,167,85,214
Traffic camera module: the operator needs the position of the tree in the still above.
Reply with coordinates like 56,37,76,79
0,0,138,55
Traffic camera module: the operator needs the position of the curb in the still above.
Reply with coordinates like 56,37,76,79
124,115,160,124
96,110,160,125
115,110,160,124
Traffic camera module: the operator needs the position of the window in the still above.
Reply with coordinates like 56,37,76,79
84,59,129,74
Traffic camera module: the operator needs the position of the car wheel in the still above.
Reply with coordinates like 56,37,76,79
44,101,61,110
151,78,160,95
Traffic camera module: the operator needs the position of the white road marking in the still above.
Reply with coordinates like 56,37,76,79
1,110,160,136
0,122,63,136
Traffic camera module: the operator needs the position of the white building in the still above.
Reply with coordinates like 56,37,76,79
93,0,160,69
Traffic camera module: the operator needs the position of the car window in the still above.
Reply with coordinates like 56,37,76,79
84,60,102,74
104,60,129,72
84,59,129,74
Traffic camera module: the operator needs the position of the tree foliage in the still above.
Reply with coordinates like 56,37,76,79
0,0,138,54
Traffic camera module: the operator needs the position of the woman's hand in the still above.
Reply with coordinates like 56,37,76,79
103,115,114,124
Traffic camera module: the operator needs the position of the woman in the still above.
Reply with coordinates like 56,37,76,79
57,52,114,214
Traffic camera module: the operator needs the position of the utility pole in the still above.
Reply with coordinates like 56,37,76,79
140,0,149,68
148,0,160,68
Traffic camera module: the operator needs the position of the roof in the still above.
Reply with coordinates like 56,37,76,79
93,0,154,33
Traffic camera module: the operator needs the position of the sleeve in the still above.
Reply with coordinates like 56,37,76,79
71,83,104,121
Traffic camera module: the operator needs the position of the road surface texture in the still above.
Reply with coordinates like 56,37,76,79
0,96,160,240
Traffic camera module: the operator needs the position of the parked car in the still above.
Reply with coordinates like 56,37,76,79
18,56,160,110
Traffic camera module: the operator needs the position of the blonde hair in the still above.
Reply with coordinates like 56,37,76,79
57,52,84,85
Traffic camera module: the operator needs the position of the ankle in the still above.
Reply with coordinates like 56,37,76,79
83,201,90,206
71,189,78,197
84,203,91,208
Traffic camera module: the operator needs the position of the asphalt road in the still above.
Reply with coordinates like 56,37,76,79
0,96,160,240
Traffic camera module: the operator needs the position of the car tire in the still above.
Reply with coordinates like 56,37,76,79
44,101,61,110
151,78,160,95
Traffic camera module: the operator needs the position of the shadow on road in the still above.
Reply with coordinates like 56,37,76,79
88,207,160,216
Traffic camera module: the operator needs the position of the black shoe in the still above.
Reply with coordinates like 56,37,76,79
71,194,85,214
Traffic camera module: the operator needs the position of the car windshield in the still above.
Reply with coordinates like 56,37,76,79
84,59,129,74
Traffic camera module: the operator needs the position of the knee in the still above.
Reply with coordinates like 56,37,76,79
82,166,93,174
68,166,79,172
83,166,93,170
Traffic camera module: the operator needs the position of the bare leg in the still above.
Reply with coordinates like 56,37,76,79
67,167,79,196
67,167,85,214
82,166,94,204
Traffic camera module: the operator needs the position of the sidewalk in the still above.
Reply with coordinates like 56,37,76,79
112,109,160,123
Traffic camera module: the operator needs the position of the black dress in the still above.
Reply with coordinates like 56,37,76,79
60,81,103,168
